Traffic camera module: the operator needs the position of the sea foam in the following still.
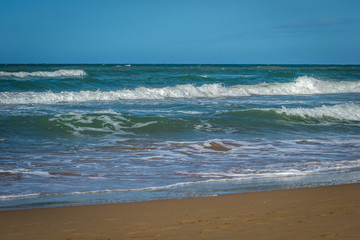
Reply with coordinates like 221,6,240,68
1,76,359,104
275,104,360,121
0,69,86,78
48,112,157,136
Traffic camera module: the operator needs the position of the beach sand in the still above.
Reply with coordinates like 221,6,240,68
1,183,359,240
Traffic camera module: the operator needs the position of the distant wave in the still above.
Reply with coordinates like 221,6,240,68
1,76,359,104
0,69,86,78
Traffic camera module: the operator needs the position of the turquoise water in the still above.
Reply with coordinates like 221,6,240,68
1,64,360,210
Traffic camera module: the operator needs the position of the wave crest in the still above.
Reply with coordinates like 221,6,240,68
1,76,359,104
275,104,360,121
0,69,86,78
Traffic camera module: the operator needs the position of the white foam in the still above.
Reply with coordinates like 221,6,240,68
240,76,360,96
276,103,360,121
0,193,41,200
182,169,308,179
1,76,359,104
129,109,203,115
199,74,208,78
0,169,51,177
48,112,156,136
0,69,86,78
131,121,157,128
179,159,360,181
1,157,359,201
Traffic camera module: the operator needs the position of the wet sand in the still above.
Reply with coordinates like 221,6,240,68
1,183,359,240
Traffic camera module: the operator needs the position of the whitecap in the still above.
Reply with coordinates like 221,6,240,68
0,169,51,177
0,69,86,78
1,76,359,104
275,103,360,121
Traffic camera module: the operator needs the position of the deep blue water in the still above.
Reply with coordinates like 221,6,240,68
1,64,360,210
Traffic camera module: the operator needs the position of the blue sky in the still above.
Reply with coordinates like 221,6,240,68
1,0,359,64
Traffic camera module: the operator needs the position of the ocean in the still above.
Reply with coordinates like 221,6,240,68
1,64,360,210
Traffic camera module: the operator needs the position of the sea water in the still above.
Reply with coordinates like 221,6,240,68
1,64,359,210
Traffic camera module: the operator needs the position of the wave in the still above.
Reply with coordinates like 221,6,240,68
1,76,359,104
219,104,360,123
275,104,360,121
2,105,358,139
0,69,86,78
0,168,51,177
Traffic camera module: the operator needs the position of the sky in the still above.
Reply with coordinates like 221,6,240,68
1,0,360,64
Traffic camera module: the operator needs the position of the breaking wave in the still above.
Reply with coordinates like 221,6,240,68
1,76,359,104
0,69,86,78
275,104,360,121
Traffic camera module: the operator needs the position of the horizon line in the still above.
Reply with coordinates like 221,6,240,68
1,63,360,66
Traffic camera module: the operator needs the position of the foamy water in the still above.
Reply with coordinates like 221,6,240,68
275,104,360,121
1,76,360,104
1,64,359,210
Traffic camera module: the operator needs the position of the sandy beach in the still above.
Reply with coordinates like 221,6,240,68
0,183,359,240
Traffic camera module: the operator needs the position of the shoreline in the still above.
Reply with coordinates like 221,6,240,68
1,183,359,239
3,170,359,211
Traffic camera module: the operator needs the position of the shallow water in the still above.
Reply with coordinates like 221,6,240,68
1,64,360,210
